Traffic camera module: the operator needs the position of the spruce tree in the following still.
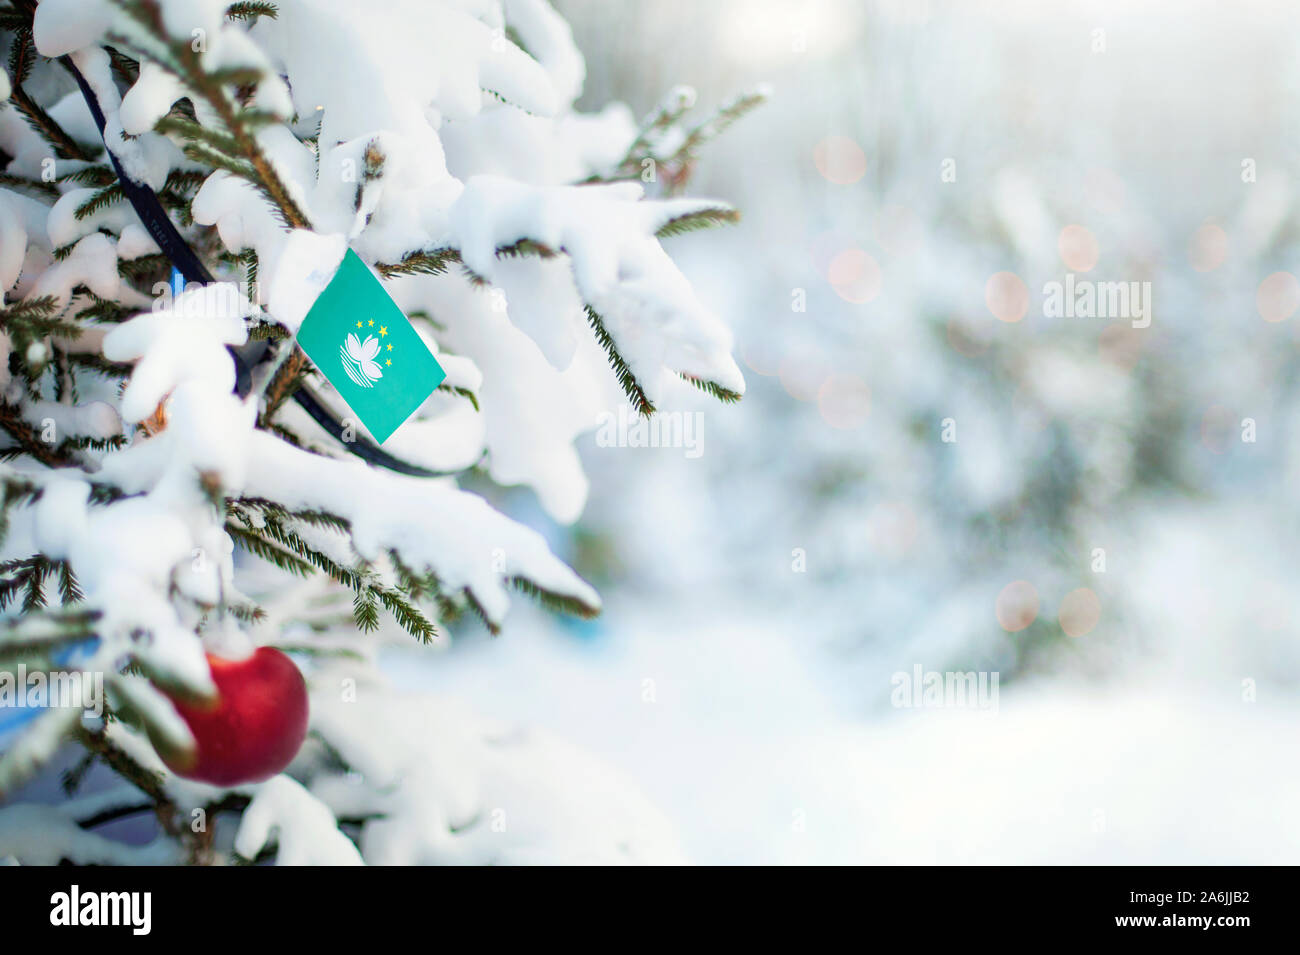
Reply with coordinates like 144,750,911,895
0,0,755,864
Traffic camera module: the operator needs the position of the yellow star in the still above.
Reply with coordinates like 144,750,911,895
355,321,362,328
367,319,374,327
379,326,388,337
386,343,393,351
385,359,392,366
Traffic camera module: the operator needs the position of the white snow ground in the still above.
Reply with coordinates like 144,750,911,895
384,600,1300,865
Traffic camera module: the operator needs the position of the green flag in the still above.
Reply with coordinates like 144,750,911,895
295,249,446,444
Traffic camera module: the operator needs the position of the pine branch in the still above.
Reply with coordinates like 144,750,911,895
265,526,438,641
178,141,259,183
162,168,211,194
56,166,119,187
72,724,181,837
0,172,59,199
0,9,30,30
655,206,740,239
155,115,243,158
437,384,479,411
258,347,313,424
495,238,558,260
56,434,129,456
375,587,437,643
616,85,698,174
0,606,98,661
480,86,550,117
64,351,134,378
381,241,729,415
58,561,85,603
227,502,438,641
584,306,655,415
75,295,129,323
676,87,769,163
244,514,363,589
601,85,766,191
62,751,97,796
0,401,77,468
6,27,97,162
117,252,172,282
105,45,140,87
22,556,47,610
227,600,266,624
74,184,125,221
375,247,460,279
233,497,351,532
77,802,156,829
0,296,83,341
679,373,742,404
1,554,83,616
352,137,385,216
247,320,288,340
351,586,380,633
116,0,308,227
224,522,316,577
0,475,41,545
511,575,601,620
226,1,279,23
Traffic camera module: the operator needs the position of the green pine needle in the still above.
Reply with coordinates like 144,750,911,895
511,576,601,620
225,524,316,577
226,1,279,22
655,206,740,238
74,184,125,221
376,248,460,279
584,306,655,416
679,373,742,404
436,384,480,411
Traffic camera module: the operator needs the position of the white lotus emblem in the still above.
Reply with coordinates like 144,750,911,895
340,333,383,388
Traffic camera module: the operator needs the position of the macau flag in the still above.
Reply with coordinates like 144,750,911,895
295,249,446,444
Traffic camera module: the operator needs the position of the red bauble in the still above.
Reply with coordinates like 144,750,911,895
163,647,309,786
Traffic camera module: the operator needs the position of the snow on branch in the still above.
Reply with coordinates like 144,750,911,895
449,176,745,411
241,432,601,629
0,802,180,864
233,775,363,865
0,0,750,861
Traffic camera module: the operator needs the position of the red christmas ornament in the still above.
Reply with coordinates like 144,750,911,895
163,648,309,786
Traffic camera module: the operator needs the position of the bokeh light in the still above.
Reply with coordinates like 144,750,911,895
1257,271,1300,322
1189,223,1228,272
1058,224,1099,272
985,271,1029,323
996,580,1039,632
813,136,867,185
1058,587,1101,637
